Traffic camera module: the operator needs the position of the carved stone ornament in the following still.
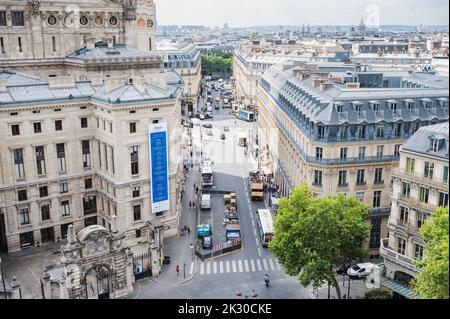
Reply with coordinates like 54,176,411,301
29,0,40,17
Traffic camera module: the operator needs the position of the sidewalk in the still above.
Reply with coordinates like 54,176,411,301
151,155,201,286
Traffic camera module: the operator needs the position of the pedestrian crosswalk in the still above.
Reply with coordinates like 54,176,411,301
198,258,282,275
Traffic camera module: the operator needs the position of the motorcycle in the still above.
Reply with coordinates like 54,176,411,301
264,275,270,287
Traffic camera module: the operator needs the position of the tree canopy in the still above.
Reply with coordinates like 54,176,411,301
201,54,232,76
269,184,370,299
412,207,449,299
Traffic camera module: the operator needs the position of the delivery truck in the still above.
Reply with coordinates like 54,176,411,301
239,110,255,122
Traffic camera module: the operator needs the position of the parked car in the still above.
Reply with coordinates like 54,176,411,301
206,130,213,136
202,236,213,249
347,263,376,279
203,123,213,129
199,114,205,120
221,133,226,140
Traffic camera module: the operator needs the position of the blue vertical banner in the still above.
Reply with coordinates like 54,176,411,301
149,123,170,213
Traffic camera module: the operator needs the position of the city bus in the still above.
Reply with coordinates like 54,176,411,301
256,209,274,247
201,166,213,187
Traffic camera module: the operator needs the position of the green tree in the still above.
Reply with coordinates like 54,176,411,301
364,289,392,299
412,207,449,299
269,184,370,299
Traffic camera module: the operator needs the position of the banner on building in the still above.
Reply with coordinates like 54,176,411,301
149,123,170,213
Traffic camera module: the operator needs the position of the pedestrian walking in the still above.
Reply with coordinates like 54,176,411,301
176,265,180,276
193,202,196,208
189,201,192,209
187,227,191,234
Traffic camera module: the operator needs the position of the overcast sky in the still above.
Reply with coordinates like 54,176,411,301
155,0,449,27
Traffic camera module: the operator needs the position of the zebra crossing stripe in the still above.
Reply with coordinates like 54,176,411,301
250,259,256,272
262,259,269,271
220,261,224,273
206,262,211,274
190,263,194,275
200,262,205,275
268,259,275,271
244,260,250,272
256,259,262,271
238,260,243,272
226,260,230,272
232,260,237,272
213,262,218,274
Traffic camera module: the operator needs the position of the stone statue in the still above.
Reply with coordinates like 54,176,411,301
29,0,40,17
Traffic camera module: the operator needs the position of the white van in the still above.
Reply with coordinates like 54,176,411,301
201,194,211,210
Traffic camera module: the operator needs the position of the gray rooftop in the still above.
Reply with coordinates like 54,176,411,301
402,122,449,159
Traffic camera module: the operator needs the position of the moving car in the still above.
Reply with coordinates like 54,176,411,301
347,263,376,279
201,195,212,210
220,133,226,140
335,264,349,275
203,123,213,129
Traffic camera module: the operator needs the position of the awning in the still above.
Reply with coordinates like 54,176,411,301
380,277,420,299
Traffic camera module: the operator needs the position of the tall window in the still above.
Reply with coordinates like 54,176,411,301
60,201,70,217
358,125,366,139
439,192,449,208
35,146,46,175
369,219,381,249
83,196,97,215
417,212,426,228
39,186,48,198
0,37,5,53
314,170,322,186
133,205,141,221
358,146,365,160
338,171,347,186
80,117,88,128
111,147,115,174
430,138,439,152
373,190,382,208
33,122,42,134
414,244,424,260
424,162,434,179
340,126,348,140
52,36,56,52
356,192,364,203
60,182,69,194
85,178,92,189
394,144,401,156
131,146,139,175
406,157,415,174
399,206,409,223
315,147,323,160
419,187,429,203
148,38,152,51
18,37,22,52
376,125,384,138
130,122,137,133
82,140,91,168
397,238,406,255
41,205,51,221
19,208,30,225
104,144,109,171
12,11,25,26
11,124,20,136
357,169,365,185
394,123,402,137
340,148,347,160
55,120,63,131
401,182,411,198
98,141,102,168
374,168,383,184
132,186,140,198
317,126,325,140
56,143,66,172
0,11,6,26
13,148,25,178
376,145,384,158
444,166,449,183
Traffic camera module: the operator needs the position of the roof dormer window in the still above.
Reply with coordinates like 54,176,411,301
429,136,444,153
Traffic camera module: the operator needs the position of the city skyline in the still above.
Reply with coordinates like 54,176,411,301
156,0,449,28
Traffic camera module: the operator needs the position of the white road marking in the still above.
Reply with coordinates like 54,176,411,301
250,259,256,272
262,259,269,271
258,247,262,257
238,260,243,272
206,262,211,274
269,259,276,271
253,228,257,236
226,260,231,273
190,262,194,275
200,262,205,275
220,261,224,273
256,259,263,271
244,259,250,272
213,262,218,274
232,260,237,272
251,219,255,227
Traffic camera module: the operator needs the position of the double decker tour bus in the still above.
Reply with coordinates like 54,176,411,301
256,209,274,247
201,166,213,187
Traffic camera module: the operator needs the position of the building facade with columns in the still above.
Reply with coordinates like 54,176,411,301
380,122,448,297
257,61,449,257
